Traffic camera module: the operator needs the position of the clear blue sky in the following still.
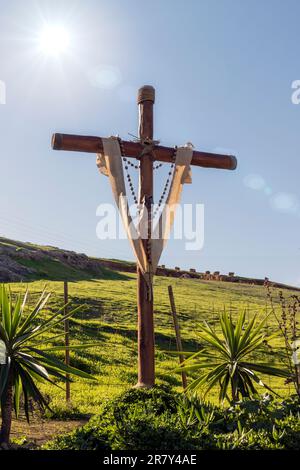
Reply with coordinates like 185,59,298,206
0,0,299,286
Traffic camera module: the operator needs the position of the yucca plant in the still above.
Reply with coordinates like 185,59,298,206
0,285,95,445
177,311,290,402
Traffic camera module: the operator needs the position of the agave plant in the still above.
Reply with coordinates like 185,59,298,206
177,310,290,402
0,284,95,445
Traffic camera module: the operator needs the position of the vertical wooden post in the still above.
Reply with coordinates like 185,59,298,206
168,285,187,390
136,85,155,387
64,281,71,402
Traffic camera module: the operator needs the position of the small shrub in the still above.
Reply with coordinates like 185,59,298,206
44,386,200,450
44,386,300,450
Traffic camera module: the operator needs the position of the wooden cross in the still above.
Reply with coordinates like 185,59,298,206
51,85,237,388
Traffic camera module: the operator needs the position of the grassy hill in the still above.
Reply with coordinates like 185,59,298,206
1,236,298,289
1,236,298,415
7,274,299,416
0,236,129,282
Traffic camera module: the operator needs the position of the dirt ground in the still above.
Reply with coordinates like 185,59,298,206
10,418,87,448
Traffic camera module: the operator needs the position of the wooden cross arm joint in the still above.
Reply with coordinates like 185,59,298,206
52,133,237,171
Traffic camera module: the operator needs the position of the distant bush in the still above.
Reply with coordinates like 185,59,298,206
44,386,300,450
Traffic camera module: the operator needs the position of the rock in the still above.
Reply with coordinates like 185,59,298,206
180,273,190,278
0,254,33,281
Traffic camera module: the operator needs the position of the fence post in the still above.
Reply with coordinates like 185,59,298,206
64,281,70,403
168,285,187,391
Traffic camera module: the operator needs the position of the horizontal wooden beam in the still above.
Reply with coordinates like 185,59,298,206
52,133,237,171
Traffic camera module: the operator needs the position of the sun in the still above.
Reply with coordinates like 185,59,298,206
38,25,70,56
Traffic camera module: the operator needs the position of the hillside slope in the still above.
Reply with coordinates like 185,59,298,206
0,236,123,282
8,274,299,412
0,236,298,291
2,236,299,410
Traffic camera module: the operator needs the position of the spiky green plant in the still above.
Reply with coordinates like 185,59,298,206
0,285,95,445
177,311,290,402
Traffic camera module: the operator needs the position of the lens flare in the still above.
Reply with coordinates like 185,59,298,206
243,174,266,191
270,192,299,214
87,65,122,90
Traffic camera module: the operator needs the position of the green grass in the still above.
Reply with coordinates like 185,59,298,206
7,275,299,416
16,257,128,282
17,258,93,281
0,237,51,252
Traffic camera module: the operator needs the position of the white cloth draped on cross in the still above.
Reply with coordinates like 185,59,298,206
96,136,193,287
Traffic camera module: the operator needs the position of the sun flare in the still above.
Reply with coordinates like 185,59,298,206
38,25,70,56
